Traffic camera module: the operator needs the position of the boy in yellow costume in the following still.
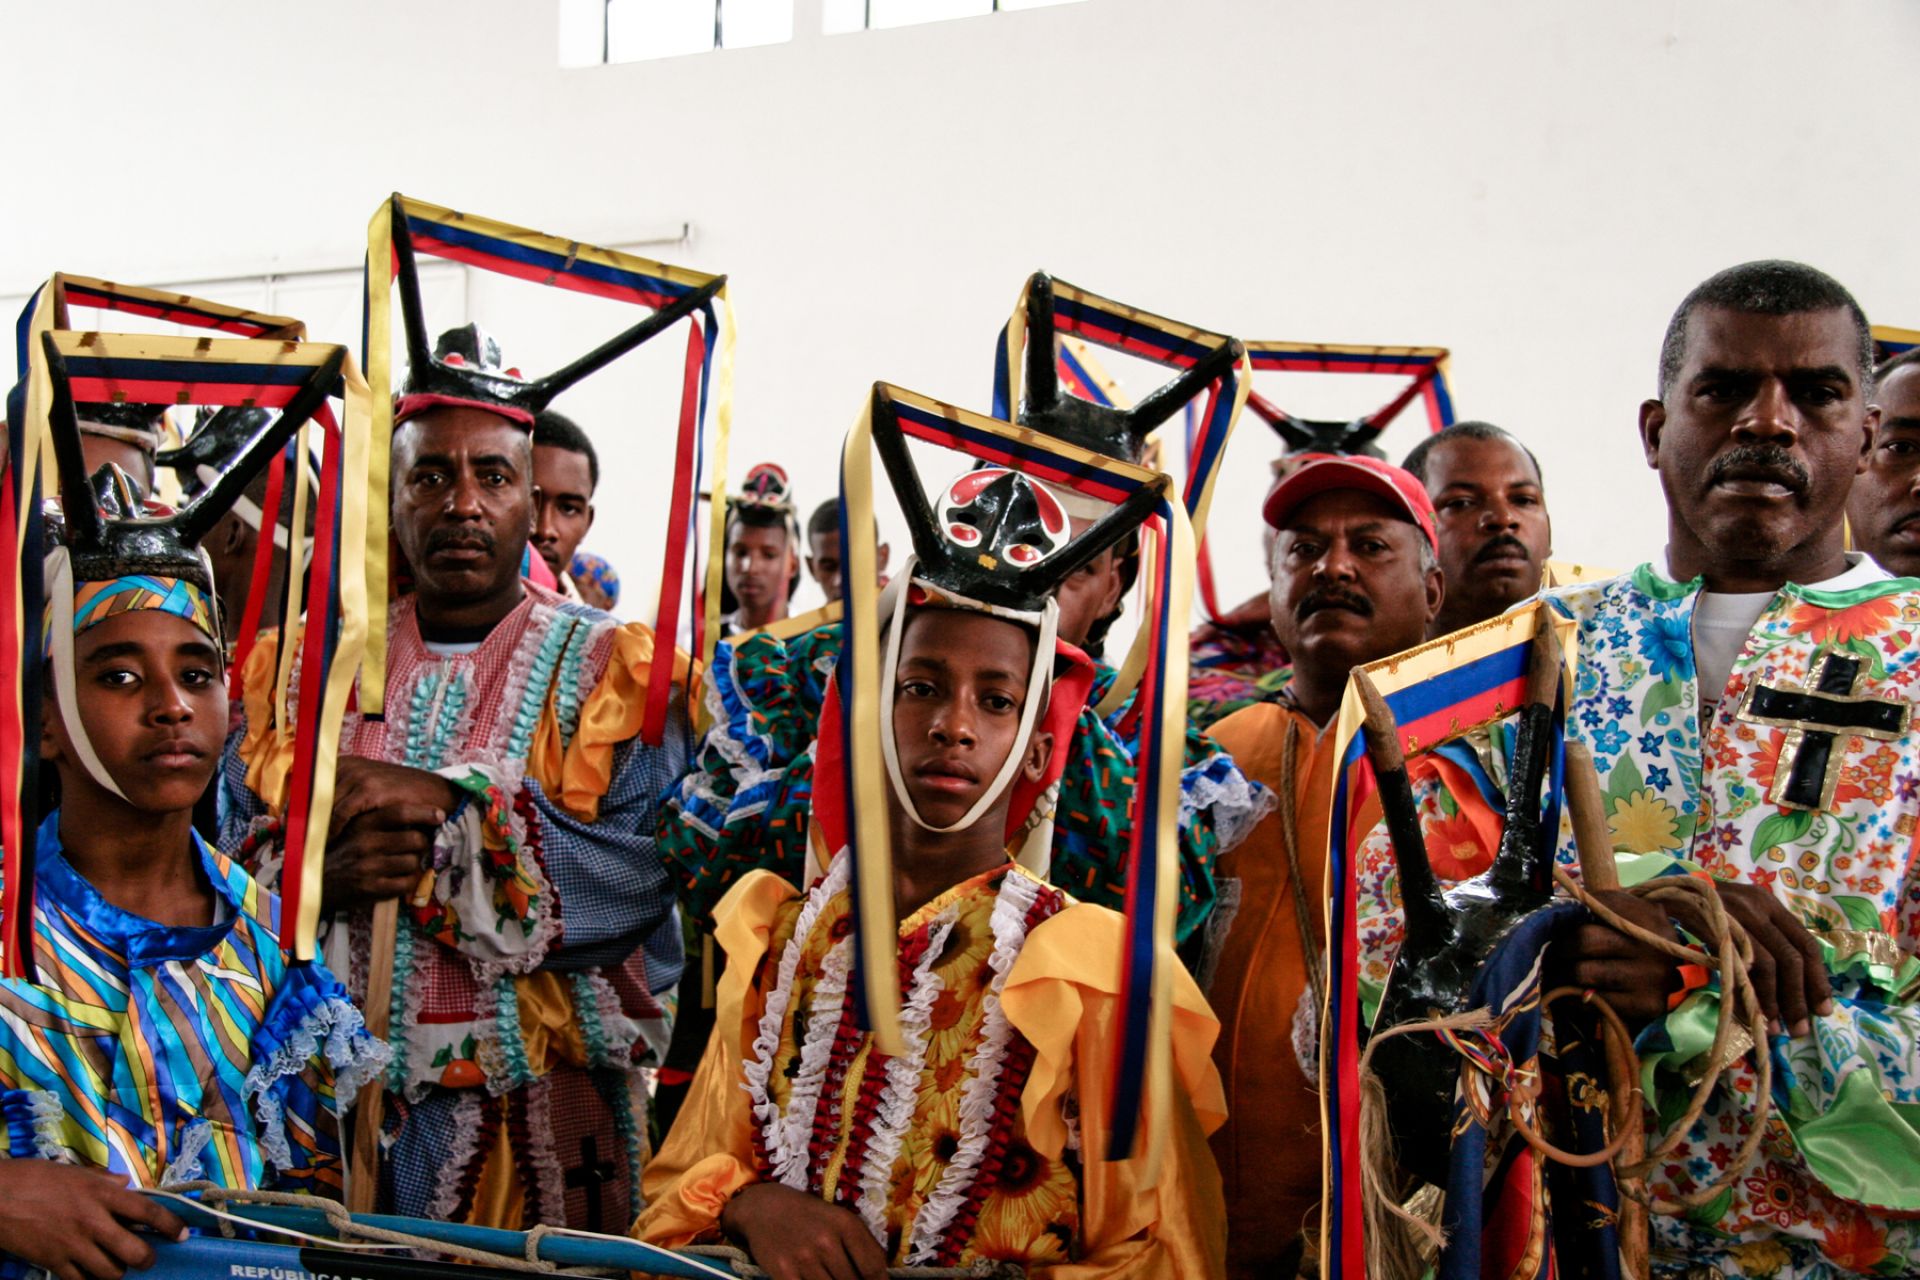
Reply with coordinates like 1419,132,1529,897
639,392,1226,1276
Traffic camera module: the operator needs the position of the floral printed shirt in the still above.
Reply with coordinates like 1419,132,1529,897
1544,563,1920,1278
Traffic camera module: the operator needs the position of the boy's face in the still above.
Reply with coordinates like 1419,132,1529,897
531,443,596,578
890,608,1051,829
807,527,843,601
45,610,225,812
725,521,795,612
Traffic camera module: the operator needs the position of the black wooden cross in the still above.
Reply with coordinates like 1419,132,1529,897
1736,651,1911,811
565,1134,620,1232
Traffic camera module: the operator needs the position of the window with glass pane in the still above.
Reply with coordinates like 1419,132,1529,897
721,0,792,47
607,0,714,61
865,0,990,29
557,0,607,66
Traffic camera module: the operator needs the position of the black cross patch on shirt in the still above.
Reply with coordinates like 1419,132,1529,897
1736,651,1912,812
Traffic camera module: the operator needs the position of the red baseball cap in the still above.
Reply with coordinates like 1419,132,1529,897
1261,454,1439,552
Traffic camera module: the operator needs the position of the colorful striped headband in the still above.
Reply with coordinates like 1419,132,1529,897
60,574,217,645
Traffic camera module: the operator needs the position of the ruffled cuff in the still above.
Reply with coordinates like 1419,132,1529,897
409,766,560,981
1,1089,69,1162
244,963,391,1175
1178,750,1276,854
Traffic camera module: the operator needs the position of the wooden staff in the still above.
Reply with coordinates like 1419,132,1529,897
348,899,398,1214
1564,740,1649,1280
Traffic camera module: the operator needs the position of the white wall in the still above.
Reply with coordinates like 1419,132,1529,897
7,0,1918,618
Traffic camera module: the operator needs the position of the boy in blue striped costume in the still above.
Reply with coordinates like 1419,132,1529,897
0,445,384,1278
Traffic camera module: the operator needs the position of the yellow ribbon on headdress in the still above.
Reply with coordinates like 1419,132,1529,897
835,392,904,1056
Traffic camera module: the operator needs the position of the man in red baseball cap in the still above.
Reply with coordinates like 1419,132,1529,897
1199,453,1443,1278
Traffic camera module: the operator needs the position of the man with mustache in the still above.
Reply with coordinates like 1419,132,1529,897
224,325,690,1232
1531,261,1920,1275
1402,421,1554,636
1847,346,1920,579
1200,454,1442,1278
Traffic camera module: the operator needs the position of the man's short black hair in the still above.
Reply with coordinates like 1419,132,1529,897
532,409,599,490
807,498,839,540
1877,346,1920,386
1658,260,1875,397
1401,421,1543,487
804,496,883,546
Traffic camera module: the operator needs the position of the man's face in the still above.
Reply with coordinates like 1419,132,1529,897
726,521,794,612
391,406,534,608
890,608,1048,830
1849,363,1920,578
204,510,260,642
80,436,155,498
1053,545,1126,650
807,527,844,602
1642,306,1874,574
1269,489,1442,680
530,444,595,579
46,610,226,813
1424,435,1552,625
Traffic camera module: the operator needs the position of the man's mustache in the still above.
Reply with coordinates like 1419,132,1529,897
1706,444,1809,495
425,527,496,554
1297,586,1373,620
1474,534,1533,564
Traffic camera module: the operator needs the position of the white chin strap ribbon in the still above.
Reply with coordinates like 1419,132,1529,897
875,557,1059,874
44,548,129,801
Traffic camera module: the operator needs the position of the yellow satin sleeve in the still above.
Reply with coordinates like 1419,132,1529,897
633,870,797,1244
529,622,693,824
237,626,300,815
1002,904,1229,1280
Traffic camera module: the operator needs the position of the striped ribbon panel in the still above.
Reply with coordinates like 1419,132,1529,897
1875,324,1919,364
50,275,305,340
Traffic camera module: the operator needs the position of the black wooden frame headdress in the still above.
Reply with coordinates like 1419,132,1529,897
387,199,727,427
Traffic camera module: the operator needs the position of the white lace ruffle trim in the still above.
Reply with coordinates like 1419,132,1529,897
243,996,392,1174
745,854,851,1185
1180,760,1277,854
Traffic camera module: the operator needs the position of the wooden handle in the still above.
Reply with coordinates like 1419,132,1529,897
1527,608,1565,710
348,898,399,1214
1564,741,1621,892
1352,669,1405,773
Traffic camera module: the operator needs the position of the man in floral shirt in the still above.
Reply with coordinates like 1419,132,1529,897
1543,260,1920,1277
